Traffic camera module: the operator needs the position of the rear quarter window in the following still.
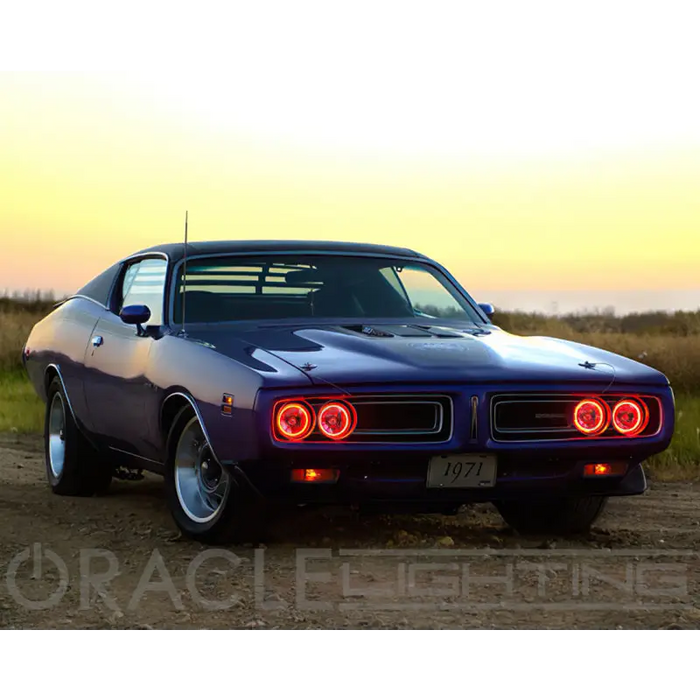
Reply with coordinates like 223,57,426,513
75,263,121,306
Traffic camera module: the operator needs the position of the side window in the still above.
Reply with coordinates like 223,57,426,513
118,258,168,325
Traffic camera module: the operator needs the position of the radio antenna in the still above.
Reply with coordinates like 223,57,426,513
181,210,188,336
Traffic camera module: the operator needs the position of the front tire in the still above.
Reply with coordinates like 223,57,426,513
44,377,112,496
494,496,607,536
163,407,267,544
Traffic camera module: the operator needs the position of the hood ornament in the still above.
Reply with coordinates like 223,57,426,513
301,362,317,371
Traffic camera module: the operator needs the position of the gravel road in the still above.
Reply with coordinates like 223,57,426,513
1,433,698,629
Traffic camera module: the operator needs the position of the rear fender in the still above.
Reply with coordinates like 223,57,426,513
43,364,102,451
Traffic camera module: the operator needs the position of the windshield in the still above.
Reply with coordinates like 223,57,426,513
171,255,481,324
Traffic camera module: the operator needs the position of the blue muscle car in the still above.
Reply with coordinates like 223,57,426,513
23,241,675,543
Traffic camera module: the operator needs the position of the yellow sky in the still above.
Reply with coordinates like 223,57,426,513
1,3,700,311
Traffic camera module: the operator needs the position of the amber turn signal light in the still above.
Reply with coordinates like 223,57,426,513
221,393,234,415
291,468,340,483
582,462,627,477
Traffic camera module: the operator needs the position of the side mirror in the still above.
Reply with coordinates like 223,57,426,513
120,304,151,333
478,302,495,319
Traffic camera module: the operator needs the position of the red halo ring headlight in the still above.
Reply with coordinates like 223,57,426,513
573,398,609,435
276,401,315,441
612,399,648,436
317,401,357,440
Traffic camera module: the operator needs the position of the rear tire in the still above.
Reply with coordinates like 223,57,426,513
163,406,268,544
494,496,607,535
44,377,113,496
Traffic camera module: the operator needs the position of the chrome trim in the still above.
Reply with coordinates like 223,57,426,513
490,393,664,442
64,252,169,313
273,393,454,445
173,249,426,265
61,295,110,311
429,259,491,323
45,364,78,422
361,393,454,443
44,363,103,450
119,250,170,265
494,398,575,434
167,251,486,327
351,399,442,435
114,252,170,325
107,446,163,465
162,391,224,466
470,395,478,441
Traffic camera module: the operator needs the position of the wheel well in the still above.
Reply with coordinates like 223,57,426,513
44,366,59,396
160,395,193,439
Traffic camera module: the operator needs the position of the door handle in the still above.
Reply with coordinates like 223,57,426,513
92,335,104,347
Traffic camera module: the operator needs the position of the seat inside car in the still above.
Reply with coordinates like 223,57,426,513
180,290,222,323
285,269,363,317
286,266,412,318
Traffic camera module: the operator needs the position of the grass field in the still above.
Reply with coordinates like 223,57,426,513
0,371,43,434
1,294,699,479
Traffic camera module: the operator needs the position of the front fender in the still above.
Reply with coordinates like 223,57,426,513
147,334,312,464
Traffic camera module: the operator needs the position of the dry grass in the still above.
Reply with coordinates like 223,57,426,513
0,307,46,372
1,297,699,476
523,331,700,394
0,371,44,433
646,394,700,481
491,310,700,393
3,302,700,384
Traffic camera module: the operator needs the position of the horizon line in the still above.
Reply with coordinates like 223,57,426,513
2,288,699,318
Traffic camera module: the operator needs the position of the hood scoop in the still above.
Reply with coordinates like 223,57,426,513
343,324,490,339
414,325,486,338
348,325,396,337
344,324,434,338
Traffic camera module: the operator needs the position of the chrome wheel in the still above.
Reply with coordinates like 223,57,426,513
174,416,230,524
48,392,66,479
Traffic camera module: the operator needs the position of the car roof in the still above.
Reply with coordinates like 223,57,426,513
129,240,428,263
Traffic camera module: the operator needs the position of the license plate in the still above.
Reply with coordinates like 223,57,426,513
426,454,497,488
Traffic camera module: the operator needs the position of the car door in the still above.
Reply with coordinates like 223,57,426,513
82,255,168,458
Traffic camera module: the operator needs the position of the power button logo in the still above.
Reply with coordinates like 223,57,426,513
6,544,69,610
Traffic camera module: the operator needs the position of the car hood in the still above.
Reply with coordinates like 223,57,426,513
190,323,668,388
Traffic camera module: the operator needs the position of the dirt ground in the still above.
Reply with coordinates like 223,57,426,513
0,432,698,629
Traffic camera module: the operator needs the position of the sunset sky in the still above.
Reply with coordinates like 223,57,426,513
2,2,699,313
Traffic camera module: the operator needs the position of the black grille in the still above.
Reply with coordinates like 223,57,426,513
491,393,662,442
295,395,452,443
354,400,440,433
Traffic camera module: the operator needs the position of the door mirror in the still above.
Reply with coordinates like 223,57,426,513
120,304,151,326
478,302,495,319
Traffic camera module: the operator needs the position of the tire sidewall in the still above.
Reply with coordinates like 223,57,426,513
44,378,76,490
163,407,237,538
